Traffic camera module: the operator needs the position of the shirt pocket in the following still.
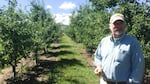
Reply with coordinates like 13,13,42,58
101,46,109,58
114,48,129,62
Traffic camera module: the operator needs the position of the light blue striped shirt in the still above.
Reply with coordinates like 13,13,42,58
94,34,144,84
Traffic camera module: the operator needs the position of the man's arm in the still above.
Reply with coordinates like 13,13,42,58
93,42,103,75
128,39,145,84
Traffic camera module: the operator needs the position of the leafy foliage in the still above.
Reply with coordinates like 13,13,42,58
0,0,62,81
0,0,34,80
65,5,110,52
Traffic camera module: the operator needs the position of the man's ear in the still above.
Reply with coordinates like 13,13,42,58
109,23,112,29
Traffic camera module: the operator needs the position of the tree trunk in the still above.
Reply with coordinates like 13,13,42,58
12,64,16,80
11,61,16,83
35,47,39,65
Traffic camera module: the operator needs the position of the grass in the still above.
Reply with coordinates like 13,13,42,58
47,34,99,84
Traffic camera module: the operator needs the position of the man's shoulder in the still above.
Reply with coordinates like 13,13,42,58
124,34,138,41
101,35,111,43
123,34,140,45
103,35,111,39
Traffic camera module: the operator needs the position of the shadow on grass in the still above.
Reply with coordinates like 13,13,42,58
41,44,74,57
43,50,74,57
51,44,71,49
47,58,85,84
6,53,84,84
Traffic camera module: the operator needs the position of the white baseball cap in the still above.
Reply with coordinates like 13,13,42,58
110,13,125,24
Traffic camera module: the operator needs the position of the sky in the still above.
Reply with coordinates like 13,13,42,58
0,0,147,25
0,0,88,25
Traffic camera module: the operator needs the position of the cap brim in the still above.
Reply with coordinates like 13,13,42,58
111,17,124,23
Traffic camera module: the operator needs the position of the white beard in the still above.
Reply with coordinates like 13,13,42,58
114,31,123,36
112,28,125,37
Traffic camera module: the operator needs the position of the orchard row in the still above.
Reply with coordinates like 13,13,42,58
0,0,62,80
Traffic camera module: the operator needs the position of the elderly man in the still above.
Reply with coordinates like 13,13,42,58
94,13,144,84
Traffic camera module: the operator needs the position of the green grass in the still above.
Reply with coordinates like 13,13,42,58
47,34,99,84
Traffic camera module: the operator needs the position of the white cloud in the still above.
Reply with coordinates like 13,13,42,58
59,2,76,10
46,5,52,10
53,13,72,25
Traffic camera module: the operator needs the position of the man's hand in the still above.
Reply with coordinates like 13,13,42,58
94,66,102,75
94,66,107,84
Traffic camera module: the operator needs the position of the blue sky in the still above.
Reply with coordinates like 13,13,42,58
0,0,88,25
0,0,147,25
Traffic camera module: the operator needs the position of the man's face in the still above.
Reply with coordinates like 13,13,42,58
109,20,126,38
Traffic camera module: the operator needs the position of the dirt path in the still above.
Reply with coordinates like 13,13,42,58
0,56,35,84
81,49,95,70
0,67,12,84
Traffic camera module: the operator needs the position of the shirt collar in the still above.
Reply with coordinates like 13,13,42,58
110,34,125,43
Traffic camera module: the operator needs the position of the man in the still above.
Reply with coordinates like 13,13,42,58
93,13,144,84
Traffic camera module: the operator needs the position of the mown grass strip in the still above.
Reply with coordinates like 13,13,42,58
47,34,99,84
